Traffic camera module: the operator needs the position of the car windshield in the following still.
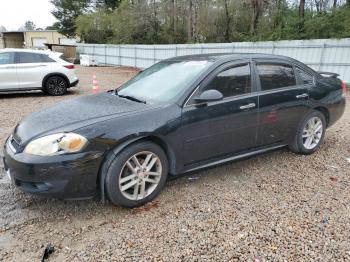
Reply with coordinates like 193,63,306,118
117,60,213,104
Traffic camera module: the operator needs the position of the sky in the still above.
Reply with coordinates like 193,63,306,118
0,0,57,31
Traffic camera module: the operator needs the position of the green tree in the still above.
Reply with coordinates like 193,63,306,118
50,0,91,37
76,11,113,43
21,21,36,31
73,0,350,44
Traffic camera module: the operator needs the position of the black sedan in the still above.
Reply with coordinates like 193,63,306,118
3,53,346,207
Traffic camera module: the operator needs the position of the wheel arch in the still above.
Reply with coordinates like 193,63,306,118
97,135,177,203
313,106,330,127
42,72,70,89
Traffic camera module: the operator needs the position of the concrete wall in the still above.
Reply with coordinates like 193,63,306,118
24,31,63,48
1,32,24,48
0,31,77,49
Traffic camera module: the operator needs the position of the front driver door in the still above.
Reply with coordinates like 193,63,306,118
0,52,18,90
180,61,259,165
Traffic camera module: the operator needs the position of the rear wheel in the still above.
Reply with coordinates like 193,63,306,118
289,110,326,154
105,141,168,208
44,76,67,96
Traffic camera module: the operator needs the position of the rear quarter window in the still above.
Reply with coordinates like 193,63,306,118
295,67,314,85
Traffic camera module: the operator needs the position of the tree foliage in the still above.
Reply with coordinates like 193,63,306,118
53,0,350,43
50,0,91,37
0,25,6,32
19,21,36,31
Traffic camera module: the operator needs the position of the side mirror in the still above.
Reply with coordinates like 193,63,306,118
194,89,223,103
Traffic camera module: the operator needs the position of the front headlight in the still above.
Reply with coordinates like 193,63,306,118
24,133,88,156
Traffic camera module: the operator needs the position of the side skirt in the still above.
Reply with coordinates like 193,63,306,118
183,144,287,174
0,87,42,92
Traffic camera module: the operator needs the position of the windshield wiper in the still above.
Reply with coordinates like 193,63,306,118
112,89,146,104
118,94,146,104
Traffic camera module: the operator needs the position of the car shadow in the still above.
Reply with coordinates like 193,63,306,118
0,89,80,99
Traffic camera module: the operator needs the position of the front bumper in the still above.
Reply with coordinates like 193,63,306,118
70,79,79,87
3,137,103,199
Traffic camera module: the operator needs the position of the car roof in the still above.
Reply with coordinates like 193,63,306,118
0,48,62,57
165,53,296,63
0,48,58,55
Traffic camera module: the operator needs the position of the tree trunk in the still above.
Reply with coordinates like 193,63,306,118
250,0,260,35
224,0,231,42
333,0,337,8
172,0,177,36
299,0,305,18
187,0,193,42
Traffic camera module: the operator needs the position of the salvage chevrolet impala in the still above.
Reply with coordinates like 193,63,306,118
3,54,346,207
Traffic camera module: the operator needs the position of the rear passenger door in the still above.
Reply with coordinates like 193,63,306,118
254,60,310,146
15,52,53,89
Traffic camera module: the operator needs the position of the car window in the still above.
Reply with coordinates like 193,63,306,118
257,63,296,91
203,63,251,98
0,52,15,65
17,52,53,63
295,67,314,85
41,55,56,63
118,60,213,104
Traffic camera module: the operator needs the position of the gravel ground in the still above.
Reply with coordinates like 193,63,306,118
0,66,349,261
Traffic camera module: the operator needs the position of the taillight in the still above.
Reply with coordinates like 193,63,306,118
63,65,75,69
340,80,346,96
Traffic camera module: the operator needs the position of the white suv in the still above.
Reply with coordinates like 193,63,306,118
0,49,79,96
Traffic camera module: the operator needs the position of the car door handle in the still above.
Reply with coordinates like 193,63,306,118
239,103,256,110
5,66,16,69
296,93,309,99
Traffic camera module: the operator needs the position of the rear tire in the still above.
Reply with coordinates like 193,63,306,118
289,110,326,155
44,76,67,96
105,141,168,208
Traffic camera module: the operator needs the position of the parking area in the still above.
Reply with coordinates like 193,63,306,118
0,66,350,261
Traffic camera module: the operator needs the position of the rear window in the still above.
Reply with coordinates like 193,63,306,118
59,55,70,63
257,63,296,91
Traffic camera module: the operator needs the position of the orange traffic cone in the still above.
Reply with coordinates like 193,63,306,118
92,74,99,94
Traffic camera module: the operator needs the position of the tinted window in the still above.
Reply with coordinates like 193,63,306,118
295,67,314,85
17,52,53,63
204,64,251,97
0,52,15,65
41,55,56,63
257,63,296,90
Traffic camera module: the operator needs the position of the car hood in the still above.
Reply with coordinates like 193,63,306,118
13,92,154,145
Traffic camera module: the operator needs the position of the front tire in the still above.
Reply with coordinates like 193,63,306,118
289,110,326,155
44,76,68,96
105,141,168,208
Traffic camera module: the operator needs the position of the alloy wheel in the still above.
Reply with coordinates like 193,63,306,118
47,77,66,95
118,151,162,201
302,116,323,150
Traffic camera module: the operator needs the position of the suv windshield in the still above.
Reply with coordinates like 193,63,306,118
117,60,213,104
